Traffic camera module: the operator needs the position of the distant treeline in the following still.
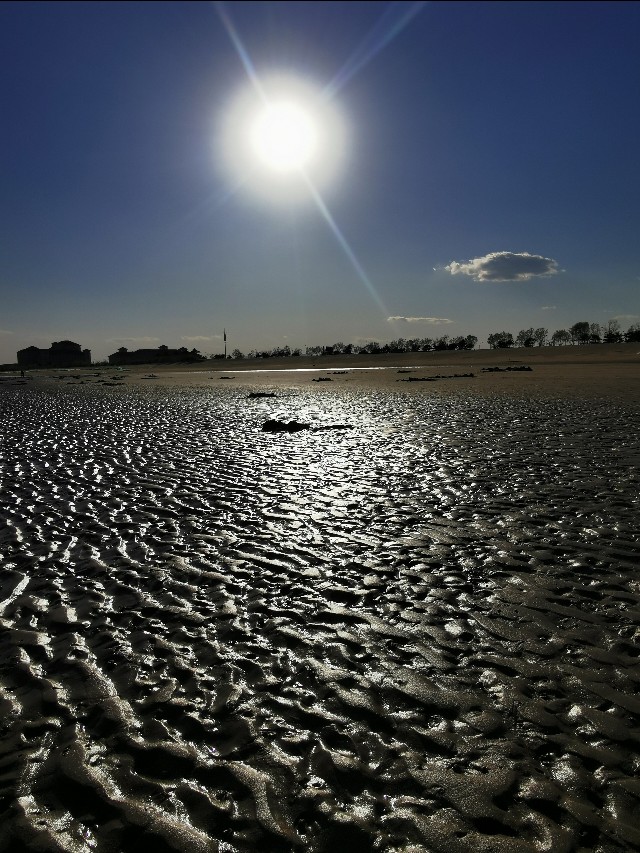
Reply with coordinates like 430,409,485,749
228,335,477,360
486,320,639,349
224,319,639,359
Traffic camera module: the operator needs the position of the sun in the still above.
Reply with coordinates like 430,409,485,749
219,75,347,203
250,102,317,173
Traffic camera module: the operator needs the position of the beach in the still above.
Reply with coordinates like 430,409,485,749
0,345,639,851
8,342,638,400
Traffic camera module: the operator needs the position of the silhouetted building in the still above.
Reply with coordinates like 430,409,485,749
108,345,205,365
17,340,91,368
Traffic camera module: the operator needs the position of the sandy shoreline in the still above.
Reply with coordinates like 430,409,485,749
4,343,639,401
0,357,639,851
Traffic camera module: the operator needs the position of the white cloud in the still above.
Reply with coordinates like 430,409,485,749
107,336,160,344
541,305,557,311
612,314,639,323
180,335,220,342
0,329,14,336
446,252,559,282
387,316,454,324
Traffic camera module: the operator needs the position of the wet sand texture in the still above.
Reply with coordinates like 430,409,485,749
0,383,639,852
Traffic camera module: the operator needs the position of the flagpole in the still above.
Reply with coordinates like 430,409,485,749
224,328,227,359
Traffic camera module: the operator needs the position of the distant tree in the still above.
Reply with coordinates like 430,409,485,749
158,344,169,352
343,343,353,354
570,321,590,344
433,335,450,350
551,329,571,346
624,323,640,343
268,345,291,357
305,346,322,357
589,322,602,343
231,348,244,359
332,342,345,354
420,338,434,351
516,328,536,347
117,346,128,353
533,327,548,347
487,332,514,349
447,336,467,350
291,348,302,356
464,335,478,350
603,319,623,343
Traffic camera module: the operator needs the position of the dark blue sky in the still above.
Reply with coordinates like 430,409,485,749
2,1,639,360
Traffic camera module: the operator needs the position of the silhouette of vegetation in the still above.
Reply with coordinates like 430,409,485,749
490,320,638,349
487,332,515,349
218,320,638,361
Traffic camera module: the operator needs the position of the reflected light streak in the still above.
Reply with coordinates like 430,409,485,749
323,1,427,99
302,172,388,318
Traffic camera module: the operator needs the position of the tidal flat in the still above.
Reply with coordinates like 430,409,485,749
0,382,639,852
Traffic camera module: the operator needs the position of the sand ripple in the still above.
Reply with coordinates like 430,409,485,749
0,384,639,852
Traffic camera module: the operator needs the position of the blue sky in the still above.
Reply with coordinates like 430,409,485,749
2,1,639,361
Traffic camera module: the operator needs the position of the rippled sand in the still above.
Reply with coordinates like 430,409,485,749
1,381,639,852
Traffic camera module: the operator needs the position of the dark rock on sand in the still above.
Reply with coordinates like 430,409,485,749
398,373,474,382
262,419,310,432
482,365,532,372
248,392,277,398
261,420,354,432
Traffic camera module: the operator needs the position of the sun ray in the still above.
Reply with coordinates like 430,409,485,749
301,172,389,318
213,1,267,103
323,1,427,100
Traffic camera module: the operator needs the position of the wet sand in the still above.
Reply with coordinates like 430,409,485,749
0,347,639,851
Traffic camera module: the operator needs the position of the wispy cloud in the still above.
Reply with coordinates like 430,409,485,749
106,336,160,344
388,316,453,324
0,329,14,336
541,305,557,311
180,335,221,342
446,252,559,282
612,314,639,323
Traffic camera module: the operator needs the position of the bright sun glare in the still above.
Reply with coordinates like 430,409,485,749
250,102,317,172
221,75,346,202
